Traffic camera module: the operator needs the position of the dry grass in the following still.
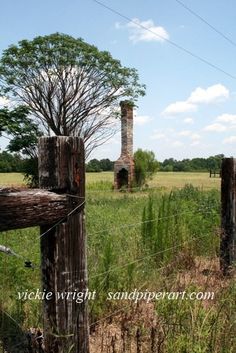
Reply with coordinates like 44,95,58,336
0,173,25,187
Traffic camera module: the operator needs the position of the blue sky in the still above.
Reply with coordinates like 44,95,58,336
1,0,236,161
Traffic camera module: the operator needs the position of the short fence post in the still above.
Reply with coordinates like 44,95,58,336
220,158,236,275
38,136,89,353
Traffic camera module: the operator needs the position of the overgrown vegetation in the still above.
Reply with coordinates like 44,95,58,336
1,174,235,352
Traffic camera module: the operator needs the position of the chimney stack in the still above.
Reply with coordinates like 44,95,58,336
120,101,133,157
114,101,135,190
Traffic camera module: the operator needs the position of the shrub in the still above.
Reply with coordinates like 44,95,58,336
134,149,159,187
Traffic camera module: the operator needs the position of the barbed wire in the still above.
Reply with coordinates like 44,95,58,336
62,226,213,278
89,238,198,280
0,202,217,270
39,198,85,239
86,208,216,238
0,194,85,268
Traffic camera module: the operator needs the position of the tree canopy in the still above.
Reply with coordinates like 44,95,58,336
86,158,114,172
0,105,42,158
0,33,145,156
160,155,223,172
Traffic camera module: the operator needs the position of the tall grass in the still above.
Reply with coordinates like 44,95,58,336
140,185,220,266
2,182,235,352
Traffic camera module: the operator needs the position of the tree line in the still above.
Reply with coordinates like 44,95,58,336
0,152,224,174
0,151,25,172
159,155,223,172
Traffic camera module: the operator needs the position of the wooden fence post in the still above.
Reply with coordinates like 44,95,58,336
38,136,89,353
220,158,236,275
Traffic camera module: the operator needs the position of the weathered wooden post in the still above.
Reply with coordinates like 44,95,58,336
220,158,236,275
38,136,89,353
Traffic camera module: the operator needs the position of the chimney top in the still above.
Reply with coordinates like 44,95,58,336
120,100,135,108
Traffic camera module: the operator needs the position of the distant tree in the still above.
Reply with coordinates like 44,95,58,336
0,151,24,172
0,33,145,157
99,158,114,171
134,149,159,187
161,164,173,172
207,155,223,171
86,159,102,172
160,155,224,172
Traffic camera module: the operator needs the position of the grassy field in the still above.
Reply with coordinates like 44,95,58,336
0,171,221,190
1,171,235,352
0,173,26,187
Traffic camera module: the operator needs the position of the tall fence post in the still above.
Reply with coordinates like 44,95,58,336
220,157,236,275
38,136,89,353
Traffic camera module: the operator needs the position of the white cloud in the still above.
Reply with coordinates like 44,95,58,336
190,141,200,146
150,132,166,140
163,101,197,115
183,117,194,124
223,136,236,144
178,130,192,136
162,84,229,116
188,84,229,104
216,113,236,124
134,115,152,126
178,131,201,140
0,97,10,107
190,133,201,140
125,18,169,43
172,140,184,147
203,123,227,132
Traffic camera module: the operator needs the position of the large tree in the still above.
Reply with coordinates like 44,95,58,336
0,33,145,156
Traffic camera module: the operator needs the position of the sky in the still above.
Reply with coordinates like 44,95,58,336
1,0,236,161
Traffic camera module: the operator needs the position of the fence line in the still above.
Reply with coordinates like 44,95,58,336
0,206,216,271
86,208,215,238
90,239,197,279
61,237,198,278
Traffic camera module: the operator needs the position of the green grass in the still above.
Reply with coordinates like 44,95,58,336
1,172,235,352
87,171,221,191
0,171,221,190
150,171,220,190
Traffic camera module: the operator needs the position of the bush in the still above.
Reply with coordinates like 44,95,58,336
134,149,159,187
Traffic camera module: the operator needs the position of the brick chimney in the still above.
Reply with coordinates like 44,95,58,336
114,101,135,190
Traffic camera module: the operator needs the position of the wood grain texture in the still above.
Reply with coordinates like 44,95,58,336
38,136,89,353
0,189,76,231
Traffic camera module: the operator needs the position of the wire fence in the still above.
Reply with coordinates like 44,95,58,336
0,184,221,352
0,203,216,271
